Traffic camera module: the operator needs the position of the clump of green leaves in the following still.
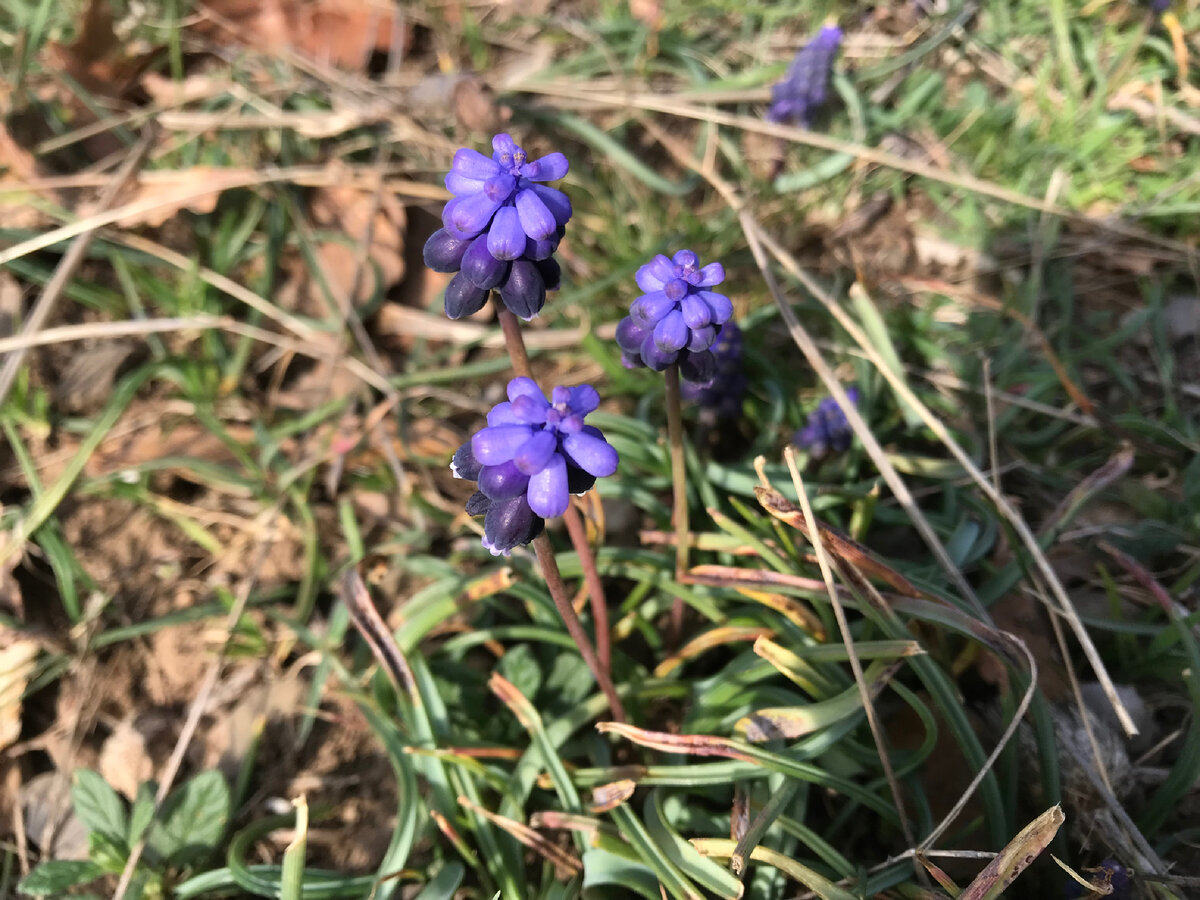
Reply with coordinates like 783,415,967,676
18,769,230,899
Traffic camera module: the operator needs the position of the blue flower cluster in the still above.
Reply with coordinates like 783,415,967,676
767,25,843,128
794,387,859,457
452,377,618,556
615,250,733,383
423,134,572,320
680,322,745,419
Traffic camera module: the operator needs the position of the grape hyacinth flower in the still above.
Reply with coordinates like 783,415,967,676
615,249,733,383
452,377,618,556
680,321,746,420
766,24,843,128
423,133,572,320
794,387,859,457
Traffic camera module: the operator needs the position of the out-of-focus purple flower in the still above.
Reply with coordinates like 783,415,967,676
423,133,571,321
452,377,619,555
767,25,843,128
616,250,733,378
680,322,745,419
794,387,859,457
1148,0,1170,15
1063,859,1131,899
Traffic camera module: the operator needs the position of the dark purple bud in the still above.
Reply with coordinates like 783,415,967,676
679,349,717,383
534,257,561,292
498,259,546,320
479,460,530,499
482,496,544,556
444,272,490,320
423,228,471,273
465,491,491,516
616,316,650,354
451,441,483,481
566,465,596,495
461,236,509,290
639,334,679,371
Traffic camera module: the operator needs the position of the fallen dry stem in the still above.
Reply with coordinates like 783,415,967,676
774,449,920,871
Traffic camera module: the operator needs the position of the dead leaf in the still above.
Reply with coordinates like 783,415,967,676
309,173,407,308
0,637,37,751
114,168,254,228
196,0,411,71
98,717,154,799
629,0,663,30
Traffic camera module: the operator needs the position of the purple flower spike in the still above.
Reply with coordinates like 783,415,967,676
423,133,573,319
794,387,859,458
618,249,733,375
454,378,618,555
767,24,843,128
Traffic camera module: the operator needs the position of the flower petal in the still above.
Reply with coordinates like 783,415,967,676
511,394,549,425
695,262,725,287
528,183,572,228
699,290,733,325
527,453,569,517
443,193,501,239
515,188,557,241
472,424,533,465
513,430,557,475
563,431,618,477
653,309,688,352
486,400,520,426
491,133,521,163
445,172,487,196
680,294,712,329
635,255,674,292
631,290,674,326
521,152,568,181
507,377,545,404
450,147,502,179
486,206,526,261
567,384,600,415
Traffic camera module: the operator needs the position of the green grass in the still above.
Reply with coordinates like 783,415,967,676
2,1,1198,899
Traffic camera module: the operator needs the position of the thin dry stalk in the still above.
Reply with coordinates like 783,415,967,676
0,132,153,406
772,451,920,873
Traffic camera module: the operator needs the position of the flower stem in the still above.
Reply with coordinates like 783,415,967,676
494,300,621,720
533,533,625,722
664,364,689,645
562,503,611,671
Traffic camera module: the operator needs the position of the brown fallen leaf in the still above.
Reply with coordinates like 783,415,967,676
309,173,407,308
196,0,411,71
959,805,1065,900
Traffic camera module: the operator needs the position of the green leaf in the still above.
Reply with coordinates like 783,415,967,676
89,830,128,873
496,643,542,704
413,862,465,900
128,781,157,845
71,769,127,846
147,770,230,866
17,860,104,896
